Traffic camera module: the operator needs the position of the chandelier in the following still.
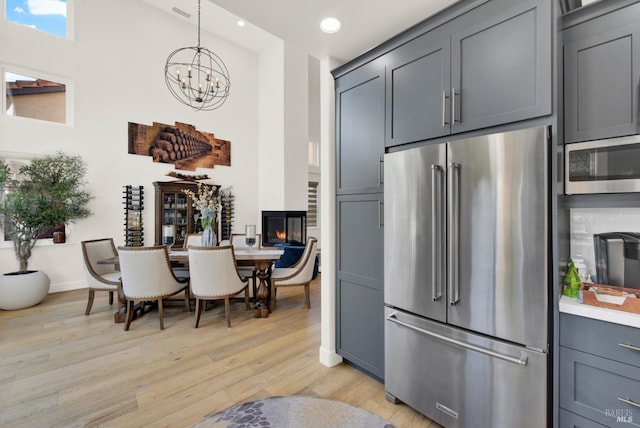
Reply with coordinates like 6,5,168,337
164,0,230,111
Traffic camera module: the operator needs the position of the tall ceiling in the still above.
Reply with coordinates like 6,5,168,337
140,0,459,64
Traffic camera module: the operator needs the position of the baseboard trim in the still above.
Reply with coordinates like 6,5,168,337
319,347,343,367
50,280,86,294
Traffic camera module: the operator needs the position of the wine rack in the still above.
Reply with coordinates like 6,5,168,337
220,188,234,241
124,185,144,246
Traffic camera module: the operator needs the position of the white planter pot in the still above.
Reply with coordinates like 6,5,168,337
0,270,51,310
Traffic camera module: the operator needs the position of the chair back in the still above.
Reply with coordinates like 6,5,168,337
118,246,185,299
183,233,203,249
188,245,247,297
82,238,118,278
230,233,261,249
294,238,318,282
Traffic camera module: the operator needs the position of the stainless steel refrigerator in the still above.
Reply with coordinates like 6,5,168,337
384,126,549,427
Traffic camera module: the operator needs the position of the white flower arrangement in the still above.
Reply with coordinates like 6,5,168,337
182,182,219,214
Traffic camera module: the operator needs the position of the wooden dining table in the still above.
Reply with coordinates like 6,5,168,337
98,247,283,322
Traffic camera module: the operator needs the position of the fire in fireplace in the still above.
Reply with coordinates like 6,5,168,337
261,211,306,247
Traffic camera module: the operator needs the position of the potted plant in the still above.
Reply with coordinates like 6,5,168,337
0,152,93,310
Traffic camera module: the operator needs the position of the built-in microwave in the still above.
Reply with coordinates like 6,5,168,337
565,134,640,194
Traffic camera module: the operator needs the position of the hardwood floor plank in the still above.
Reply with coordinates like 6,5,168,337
0,276,439,427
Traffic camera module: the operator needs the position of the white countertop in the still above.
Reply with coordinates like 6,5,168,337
559,295,640,329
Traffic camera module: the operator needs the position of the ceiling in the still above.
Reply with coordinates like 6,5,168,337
139,0,460,64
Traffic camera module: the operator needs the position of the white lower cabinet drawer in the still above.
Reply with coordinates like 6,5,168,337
560,346,640,427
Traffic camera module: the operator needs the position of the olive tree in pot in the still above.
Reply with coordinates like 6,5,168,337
0,152,92,310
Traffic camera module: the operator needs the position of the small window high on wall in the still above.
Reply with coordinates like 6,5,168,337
4,71,68,124
5,0,68,38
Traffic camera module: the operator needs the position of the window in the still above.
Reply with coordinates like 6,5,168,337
5,0,68,38
307,181,318,228
4,70,69,124
308,140,319,167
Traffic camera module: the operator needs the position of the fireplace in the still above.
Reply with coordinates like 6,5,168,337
261,211,306,247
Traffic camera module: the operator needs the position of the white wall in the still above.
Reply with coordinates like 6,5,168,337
0,0,301,292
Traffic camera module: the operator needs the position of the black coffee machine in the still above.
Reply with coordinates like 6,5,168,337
594,232,640,290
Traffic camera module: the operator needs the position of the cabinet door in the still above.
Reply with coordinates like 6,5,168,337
450,0,551,134
560,346,640,427
336,193,384,379
336,63,385,195
559,409,607,428
564,22,640,143
386,33,451,147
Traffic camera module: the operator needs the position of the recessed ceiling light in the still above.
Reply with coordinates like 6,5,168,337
320,17,342,34
237,20,246,27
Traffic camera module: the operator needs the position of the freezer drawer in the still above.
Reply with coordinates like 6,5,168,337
384,308,548,428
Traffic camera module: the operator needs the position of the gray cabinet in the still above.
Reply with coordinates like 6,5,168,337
336,61,385,195
385,0,551,147
336,193,384,380
563,2,640,143
559,313,640,427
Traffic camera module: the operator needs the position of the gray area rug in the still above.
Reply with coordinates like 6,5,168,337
193,396,395,428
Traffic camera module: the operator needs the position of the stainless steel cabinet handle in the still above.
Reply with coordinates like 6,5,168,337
379,157,384,186
448,162,460,306
386,313,528,366
441,91,449,128
618,397,640,409
378,199,384,229
431,165,443,301
619,343,640,352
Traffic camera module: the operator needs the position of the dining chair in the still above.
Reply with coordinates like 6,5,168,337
182,232,203,249
81,238,121,315
270,237,318,309
230,233,262,297
188,245,250,328
117,246,190,330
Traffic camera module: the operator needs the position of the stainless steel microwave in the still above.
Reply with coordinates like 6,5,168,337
565,134,640,194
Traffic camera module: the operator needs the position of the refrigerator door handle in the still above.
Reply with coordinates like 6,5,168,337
448,162,460,306
386,312,529,366
432,165,444,301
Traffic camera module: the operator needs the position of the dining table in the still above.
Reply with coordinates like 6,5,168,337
98,247,283,322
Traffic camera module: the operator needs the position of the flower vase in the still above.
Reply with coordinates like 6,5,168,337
200,208,217,247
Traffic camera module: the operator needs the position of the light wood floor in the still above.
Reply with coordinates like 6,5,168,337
0,275,440,427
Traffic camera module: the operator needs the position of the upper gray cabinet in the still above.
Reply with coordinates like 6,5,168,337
564,3,640,143
336,61,385,195
386,0,551,147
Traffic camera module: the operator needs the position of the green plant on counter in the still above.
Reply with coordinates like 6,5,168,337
563,259,582,298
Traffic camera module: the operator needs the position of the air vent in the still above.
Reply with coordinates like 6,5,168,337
171,7,190,19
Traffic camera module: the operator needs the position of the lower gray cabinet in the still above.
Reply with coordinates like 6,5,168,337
336,193,384,380
559,409,607,428
559,314,640,427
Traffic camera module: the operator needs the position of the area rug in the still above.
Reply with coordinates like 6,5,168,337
193,396,395,428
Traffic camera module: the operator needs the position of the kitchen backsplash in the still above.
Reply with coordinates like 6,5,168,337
570,208,640,279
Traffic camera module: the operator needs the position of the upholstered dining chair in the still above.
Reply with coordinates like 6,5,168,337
117,246,190,331
182,233,203,248
188,245,250,328
270,237,318,309
81,238,121,315
230,233,262,297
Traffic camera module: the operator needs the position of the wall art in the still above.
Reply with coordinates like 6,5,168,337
127,121,231,171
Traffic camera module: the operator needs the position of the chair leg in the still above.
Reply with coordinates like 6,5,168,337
158,298,165,330
85,289,95,315
108,291,114,306
244,287,250,310
270,285,276,309
304,283,311,309
194,298,202,328
224,297,231,328
183,288,191,312
124,300,134,331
